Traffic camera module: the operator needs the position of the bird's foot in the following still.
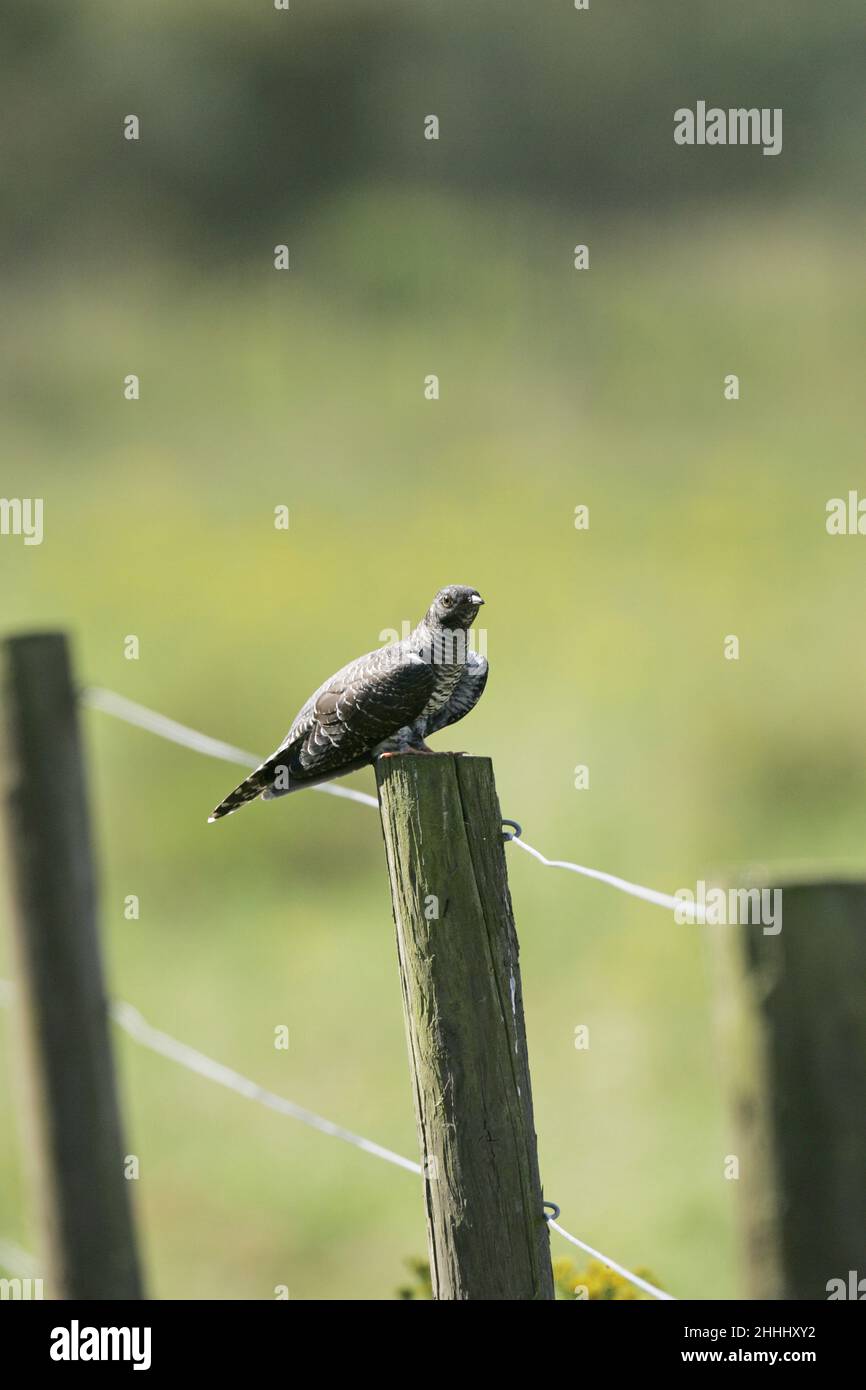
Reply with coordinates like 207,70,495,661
378,745,436,758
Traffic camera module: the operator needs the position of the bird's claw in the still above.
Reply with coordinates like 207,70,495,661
377,750,419,760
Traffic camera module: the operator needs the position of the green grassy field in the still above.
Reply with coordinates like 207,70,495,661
1,192,863,1298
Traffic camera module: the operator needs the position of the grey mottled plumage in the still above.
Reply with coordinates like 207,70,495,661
209,585,488,821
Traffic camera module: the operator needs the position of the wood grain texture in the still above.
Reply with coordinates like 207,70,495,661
1,633,143,1299
376,752,553,1300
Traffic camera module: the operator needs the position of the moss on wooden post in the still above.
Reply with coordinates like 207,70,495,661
376,752,554,1301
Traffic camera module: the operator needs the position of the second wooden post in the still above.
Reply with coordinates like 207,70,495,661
376,752,554,1301
0,633,143,1299
712,878,866,1300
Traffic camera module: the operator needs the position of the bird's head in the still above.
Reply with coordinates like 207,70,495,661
425,585,485,630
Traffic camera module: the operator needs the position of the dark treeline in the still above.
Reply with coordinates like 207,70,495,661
2,0,863,261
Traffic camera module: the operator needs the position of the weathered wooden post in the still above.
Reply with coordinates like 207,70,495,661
711,878,866,1300
376,752,554,1300
0,632,143,1299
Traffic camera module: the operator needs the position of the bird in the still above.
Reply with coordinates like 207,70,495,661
208,585,488,821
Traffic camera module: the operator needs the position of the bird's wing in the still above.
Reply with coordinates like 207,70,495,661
422,651,488,736
274,647,437,782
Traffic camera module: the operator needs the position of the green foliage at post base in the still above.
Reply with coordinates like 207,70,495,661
397,1256,663,1301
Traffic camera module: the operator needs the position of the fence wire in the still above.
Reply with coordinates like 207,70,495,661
0,683,684,1302
0,981,672,1300
81,686,704,918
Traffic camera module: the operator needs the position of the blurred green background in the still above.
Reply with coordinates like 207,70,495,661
1,0,864,1300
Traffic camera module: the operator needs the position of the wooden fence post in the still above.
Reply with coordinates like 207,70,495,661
711,878,866,1300
0,632,143,1299
376,752,554,1301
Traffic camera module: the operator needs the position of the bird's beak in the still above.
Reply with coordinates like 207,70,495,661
470,594,484,606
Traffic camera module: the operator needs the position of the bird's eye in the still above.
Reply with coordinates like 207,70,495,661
442,594,453,607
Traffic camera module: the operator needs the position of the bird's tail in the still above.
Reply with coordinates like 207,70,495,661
208,764,276,822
